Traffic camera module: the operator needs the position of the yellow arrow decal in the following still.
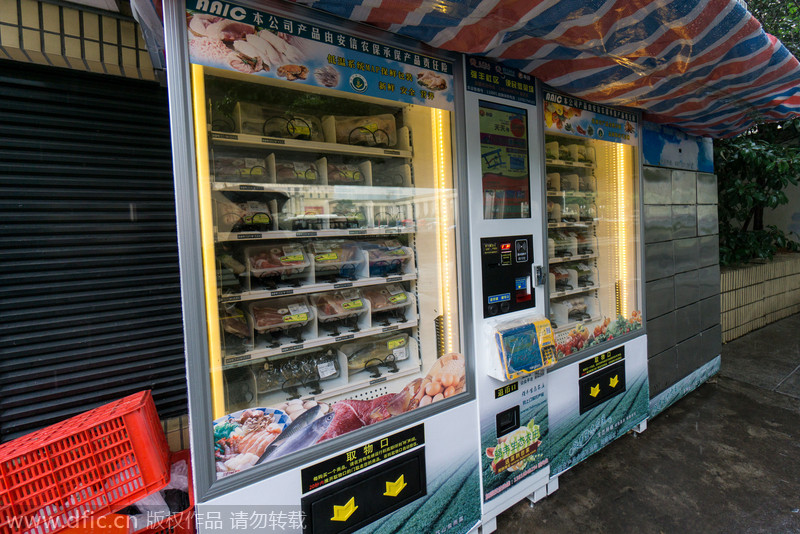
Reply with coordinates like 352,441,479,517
590,384,600,397
331,497,358,522
609,375,619,388
384,474,407,497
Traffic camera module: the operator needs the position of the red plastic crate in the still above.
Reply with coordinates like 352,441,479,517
135,450,194,534
0,391,170,534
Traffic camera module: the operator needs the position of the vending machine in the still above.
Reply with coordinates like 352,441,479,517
462,58,555,532
539,88,649,477
162,1,483,532
461,58,649,531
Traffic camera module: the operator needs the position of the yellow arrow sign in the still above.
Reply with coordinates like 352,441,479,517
609,375,619,388
590,384,601,397
331,497,358,522
384,474,407,497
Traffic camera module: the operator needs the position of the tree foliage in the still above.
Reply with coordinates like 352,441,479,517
747,0,800,58
714,127,800,265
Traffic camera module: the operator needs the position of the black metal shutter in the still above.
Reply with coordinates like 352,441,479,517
0,59,187,442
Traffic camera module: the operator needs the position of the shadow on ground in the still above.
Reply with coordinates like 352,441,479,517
497,314,800,534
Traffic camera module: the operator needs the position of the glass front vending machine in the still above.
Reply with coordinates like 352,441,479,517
540,88,649,479
163,1,482,533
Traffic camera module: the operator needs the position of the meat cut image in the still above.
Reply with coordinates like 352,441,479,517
187,13,308,75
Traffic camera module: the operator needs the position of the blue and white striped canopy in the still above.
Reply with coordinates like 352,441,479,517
294,0,800,138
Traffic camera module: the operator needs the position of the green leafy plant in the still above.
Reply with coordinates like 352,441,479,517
714,126,800,266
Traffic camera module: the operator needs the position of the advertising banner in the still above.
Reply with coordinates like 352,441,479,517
186,0,454,110
642,121,714,173
466,56,536,106
543,90,638,146
547,337,649,475
480,372,549,503
479,100,531,219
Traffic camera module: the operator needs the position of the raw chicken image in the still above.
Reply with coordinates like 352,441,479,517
416,70,447,91
187,13,307,74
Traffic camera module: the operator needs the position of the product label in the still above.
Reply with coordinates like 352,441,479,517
288,303,309,315
389,293,408,304
387,337,406,350
316,253,338,261
342,299,363,310
283,313,309,323
317,361,337,379
392,347,408,361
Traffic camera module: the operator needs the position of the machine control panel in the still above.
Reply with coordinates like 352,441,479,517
481,235,535,317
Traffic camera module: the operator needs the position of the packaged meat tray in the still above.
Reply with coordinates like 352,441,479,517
326,114,397,147
371,162,409,187
236,102,324,141
307,240,364,281
275,160,320,185
255,349,340,397
360,240,413,277
341,332,411,377
245,243,310,288
311,290,366,322
327,163,366,185
213,153,270,183
330,200,367,229
363,283,412,325
213,191,274,233
249,297,314,346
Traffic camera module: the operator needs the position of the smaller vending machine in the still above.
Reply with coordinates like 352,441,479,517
539,88,649,478
463,57,556,532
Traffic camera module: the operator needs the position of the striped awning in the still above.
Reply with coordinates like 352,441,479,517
294,0,800,138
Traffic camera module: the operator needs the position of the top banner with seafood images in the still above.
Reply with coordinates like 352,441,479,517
186,0,455,111
543,90,638,146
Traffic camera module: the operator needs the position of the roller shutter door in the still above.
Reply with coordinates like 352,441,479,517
0,59,187,442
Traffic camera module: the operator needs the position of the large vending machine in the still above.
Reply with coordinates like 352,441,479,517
162,1,482,532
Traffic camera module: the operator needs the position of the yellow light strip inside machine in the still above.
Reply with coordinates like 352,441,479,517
433,108,454,354
191,65,225,419
615,143,629,318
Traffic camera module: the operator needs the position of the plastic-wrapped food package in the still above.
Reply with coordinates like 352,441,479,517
220,303,250,339
245,243,309,287
545,141,559,159
576,232,595,254
256,349,340,397
363,283,411,325
213,191,273,233
275,159,320,185
327,114,397,147
361,240,413,277
546,172,560,190
550,266,573,291
494,316,556,380
563,297,591,321
307,240,363,280
311,289,366,335
249,297,314,346
371,161,408,187
327,163,365,185
213,153,270,182
575,263,595,287
236,102,324,141
552,231,573,257
341,332,410,377
329,200,367,229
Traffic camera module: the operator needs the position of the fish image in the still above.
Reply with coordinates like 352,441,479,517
256,406,334,463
